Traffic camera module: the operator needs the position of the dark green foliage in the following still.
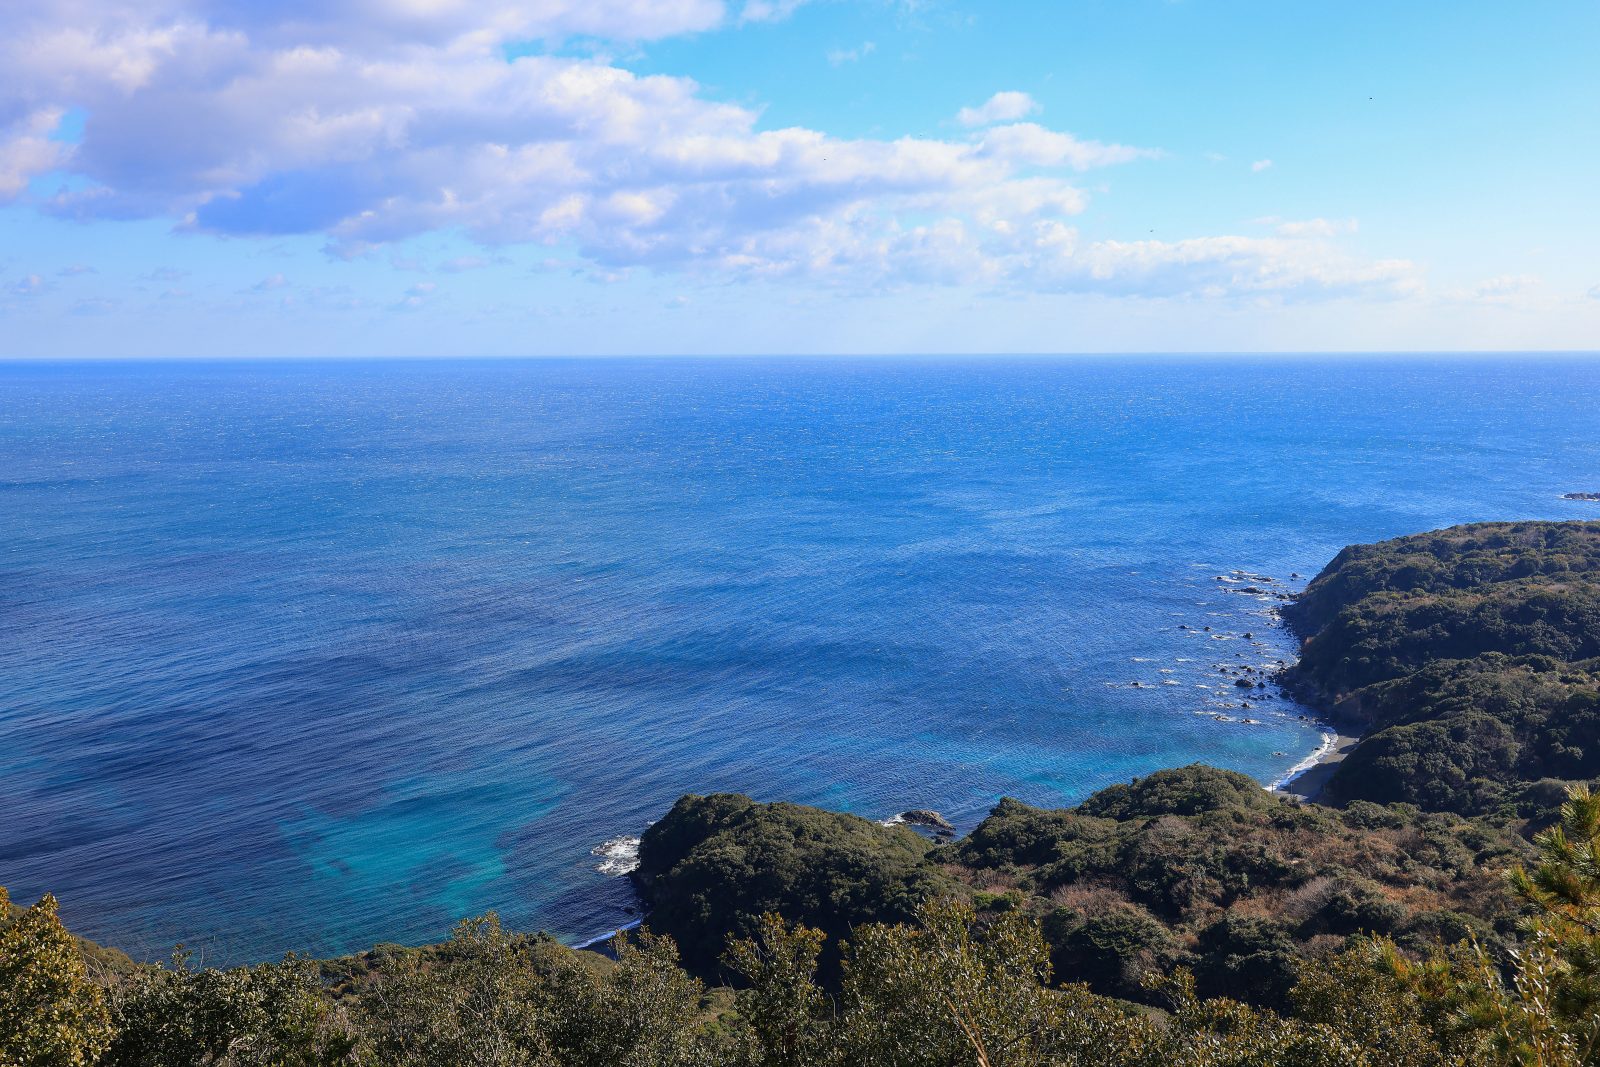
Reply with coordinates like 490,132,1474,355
355,915,557,1067
1285,521,1600,639
1323,655,1600,812
635,793,950,981
831,900,1147,1067
1075,766,1275,820
1191,916,1299,1011
1341,800,1407,829
1293,584,1600,700
105,951,355,1067
13,805,1600,1067
1041,906,1177,1001
0,898,1539,1066
952,798,1098,869
722,915,829,1067
355,912,722,1067
1332,709,1518,812
1295,880,1406,939
1281,520,1600,814
975,786,1520,1006
1289,942,1470,1067
637,777,1522,1010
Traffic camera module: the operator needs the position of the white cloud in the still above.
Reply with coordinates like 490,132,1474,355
1588,284,1600,301
827,41,875,66
157,0,729,48
252,273,288,291
978,124,1155,171
672,209,1421,301
1468,274,1542,302
1251,159,1273,172
1475,274,1538,296
740,0,812,23
12,273,45,295
957,91,1039,128
0,3,1419,304
1272,217,1357,238
1031,234,1419,300
1435,274,1548,307
0,109,71,200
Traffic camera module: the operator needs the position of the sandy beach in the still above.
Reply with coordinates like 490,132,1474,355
1275,733,1363,802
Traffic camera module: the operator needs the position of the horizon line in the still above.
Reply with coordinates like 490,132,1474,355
4,350,1600,364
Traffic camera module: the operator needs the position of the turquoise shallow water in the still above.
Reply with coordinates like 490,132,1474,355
1,355,1597,963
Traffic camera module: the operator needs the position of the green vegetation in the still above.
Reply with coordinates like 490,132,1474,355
106,951,354,1067
639,768,1524,1010
1,888,113,1067
6,796,1600,1067
635,793,953,981
1283,520,1600,814
354,915,720,1067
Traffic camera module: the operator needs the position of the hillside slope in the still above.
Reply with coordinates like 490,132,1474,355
1282,520,1600,813
636,767,1525,1008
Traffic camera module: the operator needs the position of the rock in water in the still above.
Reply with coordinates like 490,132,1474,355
895,809,956,835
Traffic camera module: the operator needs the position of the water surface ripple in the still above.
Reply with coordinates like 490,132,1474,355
2,356,1596,962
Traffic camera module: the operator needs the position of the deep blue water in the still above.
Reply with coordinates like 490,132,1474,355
2,356,1598,963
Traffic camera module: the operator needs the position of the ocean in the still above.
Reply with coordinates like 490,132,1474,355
2,355,1596,963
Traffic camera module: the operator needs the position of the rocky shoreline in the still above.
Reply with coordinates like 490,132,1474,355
881,809,956,839
1271,732,1362,802
1187,562,1372,803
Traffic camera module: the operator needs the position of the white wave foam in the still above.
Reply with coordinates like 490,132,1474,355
571,918,643,951
1268,728,1338,792
592,836,642,876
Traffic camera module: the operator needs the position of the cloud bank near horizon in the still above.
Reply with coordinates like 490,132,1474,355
0,0,1422,302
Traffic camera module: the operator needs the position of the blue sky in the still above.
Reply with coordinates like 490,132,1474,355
1,0,1596,356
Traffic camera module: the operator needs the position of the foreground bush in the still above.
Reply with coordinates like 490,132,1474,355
0,888,113,1067
105,950,354,1067
11,780,1600,1065
0,821,1593,1067
357,914,717,1067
